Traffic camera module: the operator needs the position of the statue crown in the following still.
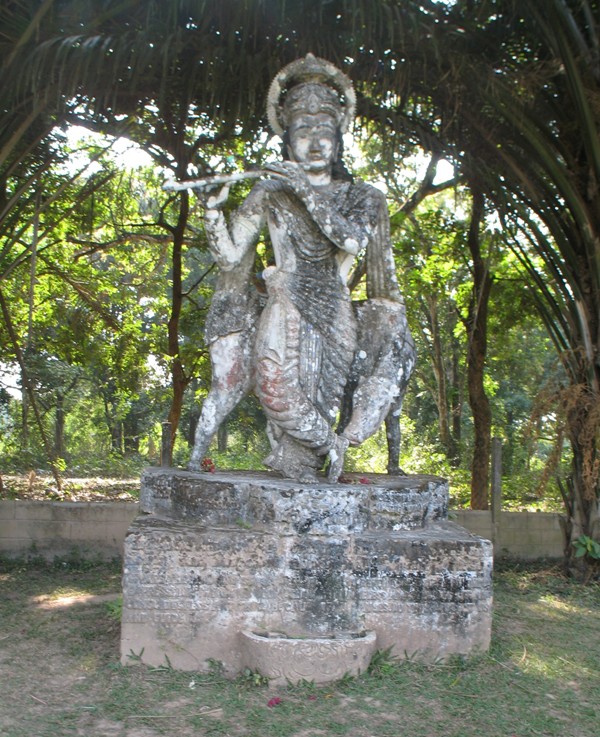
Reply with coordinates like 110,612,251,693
267,54,356,137
282,83,342,125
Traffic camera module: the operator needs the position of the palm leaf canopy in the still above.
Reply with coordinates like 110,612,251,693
3,0,598,339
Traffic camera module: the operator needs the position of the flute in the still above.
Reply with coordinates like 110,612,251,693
163,170,265,191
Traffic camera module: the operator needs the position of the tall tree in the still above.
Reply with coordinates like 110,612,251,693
458,0,600,551
463,184,493,509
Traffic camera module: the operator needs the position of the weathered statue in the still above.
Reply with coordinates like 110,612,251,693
186,54,415,482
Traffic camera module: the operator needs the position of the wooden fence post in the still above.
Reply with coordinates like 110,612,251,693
491,437,502,545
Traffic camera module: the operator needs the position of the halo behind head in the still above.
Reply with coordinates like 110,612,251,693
267,54,356,137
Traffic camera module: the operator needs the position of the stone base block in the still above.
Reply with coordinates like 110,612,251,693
139,467,449,532
121,470,492,680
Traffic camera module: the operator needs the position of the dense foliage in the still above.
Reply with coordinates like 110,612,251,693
0,1,598,564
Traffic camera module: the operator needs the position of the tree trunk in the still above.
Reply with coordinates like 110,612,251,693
466,186,492,510
54,393,65,460
563,387,600,576
101,388,123,456
111,423,123,455
449,341,462,467
427,294,452,455
21,383,29,444
165,189,190,462
124,419,140,454
217,423,228,453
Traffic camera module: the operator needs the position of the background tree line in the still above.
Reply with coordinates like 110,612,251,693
0,0,597,567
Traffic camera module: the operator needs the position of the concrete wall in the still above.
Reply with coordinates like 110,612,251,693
453,509,565,560
0,500,565,561
0,500,139,560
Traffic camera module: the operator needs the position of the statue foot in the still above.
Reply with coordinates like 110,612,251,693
387,465,407,476
272,463,320,483
327,435,349,483
265,452,320,484
264,436,322,483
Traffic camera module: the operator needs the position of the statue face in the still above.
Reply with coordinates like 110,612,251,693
287,113,338,172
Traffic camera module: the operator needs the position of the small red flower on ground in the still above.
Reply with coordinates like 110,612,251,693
359,476,371,484
267,697,282,708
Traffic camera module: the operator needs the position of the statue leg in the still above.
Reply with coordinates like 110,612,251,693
342,299,416,447
189,331,254,470
385,395,404,475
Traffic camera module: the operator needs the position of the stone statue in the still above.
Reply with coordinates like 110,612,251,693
187,54,415,482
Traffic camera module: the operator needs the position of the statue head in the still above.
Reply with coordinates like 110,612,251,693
267,54,355,180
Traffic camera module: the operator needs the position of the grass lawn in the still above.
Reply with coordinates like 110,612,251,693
0,558,598,737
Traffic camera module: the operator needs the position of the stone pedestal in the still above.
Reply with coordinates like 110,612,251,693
121,468,492,682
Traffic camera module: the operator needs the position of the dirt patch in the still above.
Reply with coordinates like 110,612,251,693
0,473,139,502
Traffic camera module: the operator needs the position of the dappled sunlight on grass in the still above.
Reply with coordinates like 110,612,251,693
490,568,600,715
519,597,596,629
507,640,597,683
31,591,120,610
0,556,122,601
